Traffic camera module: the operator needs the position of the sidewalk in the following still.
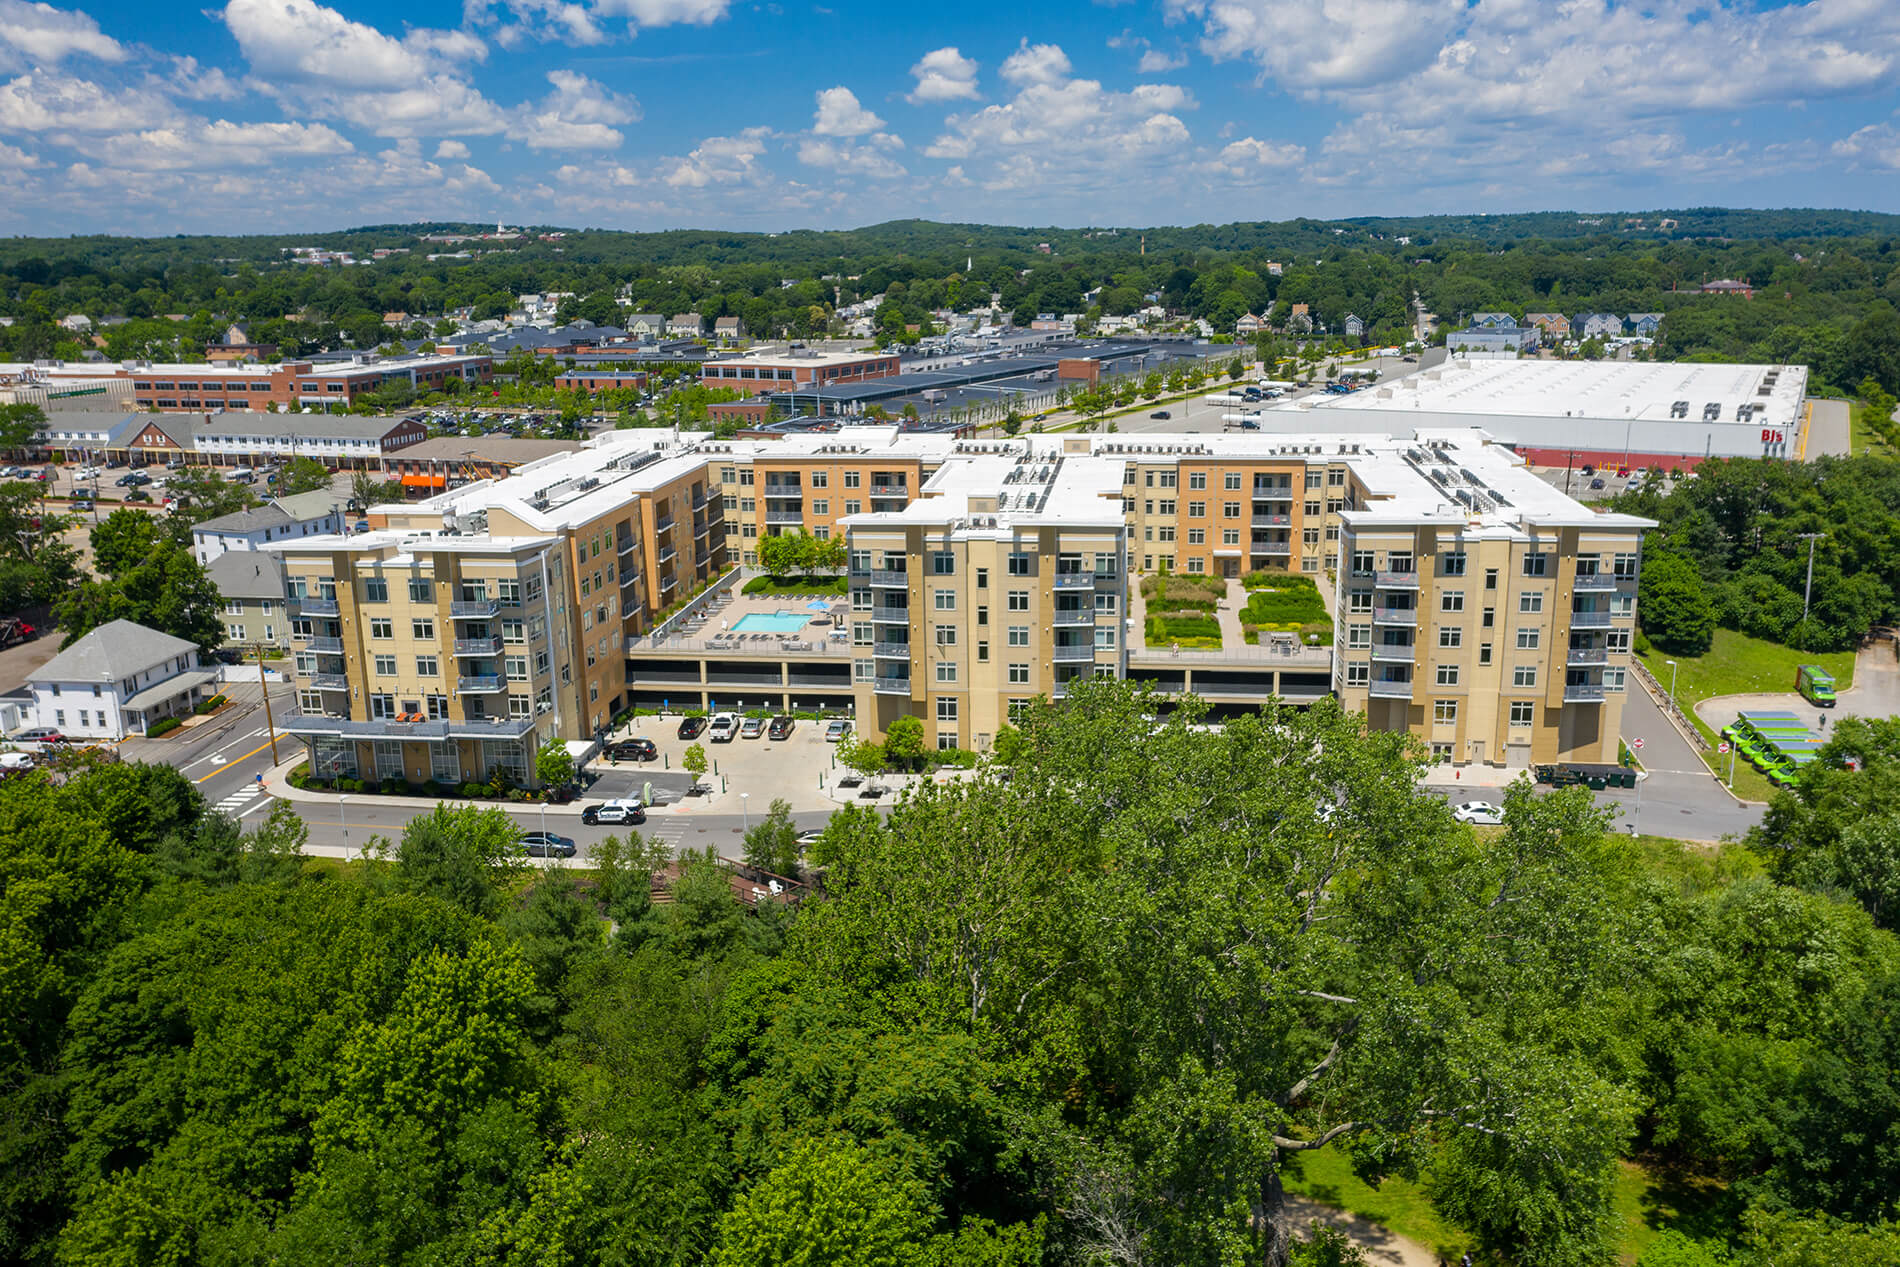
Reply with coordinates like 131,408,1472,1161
260,755,743,817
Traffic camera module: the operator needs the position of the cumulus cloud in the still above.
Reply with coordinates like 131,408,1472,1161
1206,134,1305,177
907,46,979,104
1000,40,1072,87
465,0,732,44
163,55,243,101
812,85,884,137
660,126,770,187
1832,122,1900,171
0,139,45,168
0,0,125,71
95,119,354,170
221,0,476,90
435,138,470,158
797,136,905,178
1138,48,1187,72
517,68,639,148
0,71,181,132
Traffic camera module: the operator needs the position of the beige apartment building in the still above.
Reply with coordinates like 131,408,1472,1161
267,425,1648,778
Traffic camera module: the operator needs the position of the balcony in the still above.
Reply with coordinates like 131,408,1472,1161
1256,513,1292,526
693,518,711,537
1371,643,1415,662
1251,541,1292,555
305,636,343,654
654,516,675,534
870,481,907,495
658,572,678,592
657,547,677,566
450,599,499,619
872,675,912,695
873,641,912,659
1372,606,1417,626
298,596,339,617
762,482,802,497
1053,608,1094,626
1569,610,1613,628
765,510,804,525
1252,487,1292,500
1564,682,1607,703
1375,571,1419,589
617,536,635,557
310,674,349,691
1053,572,1095,590
870,569,909,588
457,675,505,693
620,567,642,589
1566,646,1609,666
1053,642,1095,661
1368,676,1414,699
1574,572,1621,591
872,606,909,622
453,636,503,656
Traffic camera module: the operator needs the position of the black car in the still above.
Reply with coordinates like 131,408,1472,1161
519,831,577,858
767,715,795,740
1589,478,1606,490
1149,410,1171,420
607,737,658,762
676,715,707,740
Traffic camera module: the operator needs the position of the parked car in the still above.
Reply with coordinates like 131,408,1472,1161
1588,478,1606,490
707,712,740,742
114,472,146,487
767,715,795,740
12,727,65,745
73,465,100,479
606,737,657,762
1149,410,1171,420
824,719,851,742
70,496,93,512
519,830,577,858
677,714,708,740
165,458,186,471
739,716,766,739
796,829,824,848
580,800,646,826
0,751,35,773
1453,801,1504,826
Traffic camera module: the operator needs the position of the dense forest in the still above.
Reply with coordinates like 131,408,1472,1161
7,210,1900,397
5,683,1900,1266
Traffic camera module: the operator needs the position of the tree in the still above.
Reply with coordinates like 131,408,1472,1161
395,803,525,917
712,1137,932,1267
742,797,801,879
837,735,885,777
535,744,575,792
57,528,224,651
681,742,708,783
164,468,256,524
1638,551,1716,654
881,716,927,772
1749,717,1900,928
349,470,403,509
278,457,332,496
0,402,45,454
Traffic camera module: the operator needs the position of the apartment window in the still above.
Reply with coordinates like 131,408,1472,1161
1158,500,1176,516
977,640,989,662
845,500,861,515
1008,554,1032,576
935,662,957,684
1008,663,1030,684
1326,525,1340,541
1482,608,1495,629
1479,643,1493,665
509,695,532,719
1186,557,1205,574
373,655,397,675
1612,595,1635,616
1188,501,1206,518
226,623,246,641
934,625,957,647
1349,551,1374,576
740,497,756,513
1345,663,1369,686
295,653,317,676
1007,591,1029,612
932,552,955,574
524,575,544,602
739,469,754,486
1441,553,1467,576
506,656,529,681
1224,472,1243,490
1304,527,1322,546
976,567,989,589
1347,624,1371,649
1156,526,1176,543
843,471,860,487
810,470,828,488
812,500,829,516
1523,553,1550,577
853,659,874,683
975,605,988,627
1433,700,1458,724
1007,625,1030,647
1431,743,1454,761
1605,667,1627,690
931,589,957,612
1094,593,1117,614
1509,701,1535,725
1347,590,1373,613
1094,626,1117,650
408,578,433,602
369,693,395,719
1305,472,1324,490
502,620,525,643
1485,567,1498,590
1519,592,1544,614
412,618,435,640
1223,502,1241,519
1436,665,1460,686
936,698,958,722
1516,628,1541,649
363,577,388,602
369,618,393,639
1607,631,1632,654
1158,471,1177,488
1613,552,1639,579
1144,501,1154,516
1440,591,1465,613
1187,472,1207,490
1438,627,1462,648
297,690,324,713
415,655,438,677
1513,666,1538,688
1187,529,1206,545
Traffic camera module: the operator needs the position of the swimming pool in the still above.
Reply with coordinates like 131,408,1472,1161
731,610,812,634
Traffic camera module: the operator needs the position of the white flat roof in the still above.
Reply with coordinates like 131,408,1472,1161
706,349,892,368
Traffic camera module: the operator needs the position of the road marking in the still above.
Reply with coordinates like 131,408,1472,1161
186,751,227,769
212,785,263,813
237,799,273,819
194,741,276,783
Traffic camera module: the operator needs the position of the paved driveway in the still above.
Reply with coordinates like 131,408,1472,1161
1696,641,1900,737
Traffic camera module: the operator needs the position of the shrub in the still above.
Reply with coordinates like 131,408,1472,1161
461,781,484,799
1242,570,1318,592
380,775,407,796
192,693,228,715
286,761,312,789
145,717,182,737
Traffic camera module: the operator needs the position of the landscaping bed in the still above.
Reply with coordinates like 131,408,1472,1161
284,760,558,803
1141,573,1225,649
740,574,848,598
1238,572,1333,647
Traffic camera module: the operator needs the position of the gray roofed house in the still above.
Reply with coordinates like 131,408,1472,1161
192,412,426,466
1470,312,1516,328
207,552,293,649
193,489,345,564
25,619,215,741
667,313,703,336
625,314,665,337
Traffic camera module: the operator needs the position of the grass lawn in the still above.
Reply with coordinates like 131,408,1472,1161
1848,400,1898,458
1280,1147,1473,1261
1638,629,1856,801
1610,1160,1744,1264
741,574,848,597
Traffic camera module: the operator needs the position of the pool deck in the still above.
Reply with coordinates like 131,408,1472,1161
629,588,853,658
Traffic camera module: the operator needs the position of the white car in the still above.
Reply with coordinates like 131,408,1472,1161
824,719,851,742
73,465,101,479
707,711,740,742
1453,800,1504,826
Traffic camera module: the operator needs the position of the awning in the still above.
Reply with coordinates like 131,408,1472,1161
121,668,219,711
401,473,447,488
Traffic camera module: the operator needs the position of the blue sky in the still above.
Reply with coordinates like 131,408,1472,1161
3,0,1899,235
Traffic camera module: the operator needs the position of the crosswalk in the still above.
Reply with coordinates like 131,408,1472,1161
212,784,270,818
646,819,690,852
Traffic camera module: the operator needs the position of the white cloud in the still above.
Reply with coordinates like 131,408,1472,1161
344,138,500,194
517,69,639,148
466,0,731,44
1000,40,1072,87
1206,134,1305,177
660,126,770,187
1833,122,1900,171
907,46,979,104
591,0,731,22
0,0,125,71
95,119,354,170
0,71,181,132
812,85,883,137
163,56,243,102
435,138,470,158
282,74,508,138
0,139,44,168
1168,0,1462,90
221,0,476,90
1138,48,1187,72
797,136,905,178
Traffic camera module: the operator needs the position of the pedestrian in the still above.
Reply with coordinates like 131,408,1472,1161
1819,713,1827,729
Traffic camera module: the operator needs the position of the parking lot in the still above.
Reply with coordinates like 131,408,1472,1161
1526,463,1692,504
591,710,855,814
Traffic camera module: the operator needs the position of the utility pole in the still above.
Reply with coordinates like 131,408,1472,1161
256,641,279,764
1798,533,1825,626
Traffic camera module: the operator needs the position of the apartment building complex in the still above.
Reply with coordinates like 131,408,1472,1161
268,425,1647,785
124,353,492,412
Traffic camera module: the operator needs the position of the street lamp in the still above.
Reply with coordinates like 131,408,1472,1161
1664,659,1678,711
741,792,750,832
338,795,349,851
1797,533,1825,626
